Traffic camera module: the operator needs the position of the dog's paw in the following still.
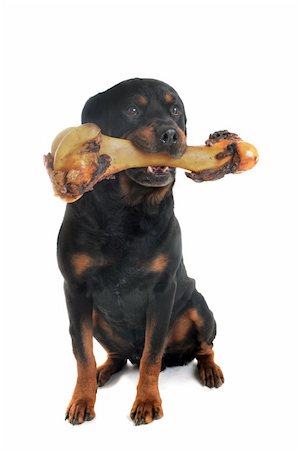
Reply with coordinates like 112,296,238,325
130,397,163,426
65,396,96,425
198,361,224,388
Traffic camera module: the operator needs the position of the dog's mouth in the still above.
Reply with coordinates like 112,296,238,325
125,165,176,187
146,166,171,174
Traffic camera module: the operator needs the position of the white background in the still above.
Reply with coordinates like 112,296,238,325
1,0,299,449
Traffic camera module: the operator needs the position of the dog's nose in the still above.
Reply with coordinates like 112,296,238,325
160,128,178,147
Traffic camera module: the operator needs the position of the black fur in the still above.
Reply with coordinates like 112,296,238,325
59,78,222,426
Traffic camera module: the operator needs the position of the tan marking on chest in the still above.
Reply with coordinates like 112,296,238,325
148,254,168,273
72,253,112,276
72,254,95,276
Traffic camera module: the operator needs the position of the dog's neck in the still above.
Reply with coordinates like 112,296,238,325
67,173,175,221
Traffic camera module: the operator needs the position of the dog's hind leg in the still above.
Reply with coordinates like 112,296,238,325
92,308,128,387
189,290,224,388
96,354,127,387
166,289,224,388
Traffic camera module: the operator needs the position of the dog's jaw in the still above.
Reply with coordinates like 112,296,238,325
118,172,174,206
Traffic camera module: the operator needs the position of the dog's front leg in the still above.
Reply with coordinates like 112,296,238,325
130,280,176,425
64,282,97,425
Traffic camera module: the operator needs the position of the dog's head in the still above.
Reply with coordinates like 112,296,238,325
82,78,187,188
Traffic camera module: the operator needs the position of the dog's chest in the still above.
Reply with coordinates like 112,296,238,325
86,211,181,323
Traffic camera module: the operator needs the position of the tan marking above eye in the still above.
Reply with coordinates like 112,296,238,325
137,95,148,107
148,254,168,273
164,93,174,104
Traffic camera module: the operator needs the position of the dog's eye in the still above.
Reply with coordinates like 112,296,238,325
127,105,139,117
170,105,181,116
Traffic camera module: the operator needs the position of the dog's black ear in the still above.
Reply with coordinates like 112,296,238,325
81,92,111,135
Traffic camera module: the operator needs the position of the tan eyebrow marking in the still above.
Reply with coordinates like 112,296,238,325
164,93,174,104
136,95,148,107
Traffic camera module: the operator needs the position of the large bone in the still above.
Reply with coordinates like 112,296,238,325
44,124,259,202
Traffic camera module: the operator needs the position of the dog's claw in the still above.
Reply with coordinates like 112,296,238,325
65,396,96,425
84,412,92,422
130,398,163,426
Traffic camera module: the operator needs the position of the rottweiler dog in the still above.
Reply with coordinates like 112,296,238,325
59,78,224,426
